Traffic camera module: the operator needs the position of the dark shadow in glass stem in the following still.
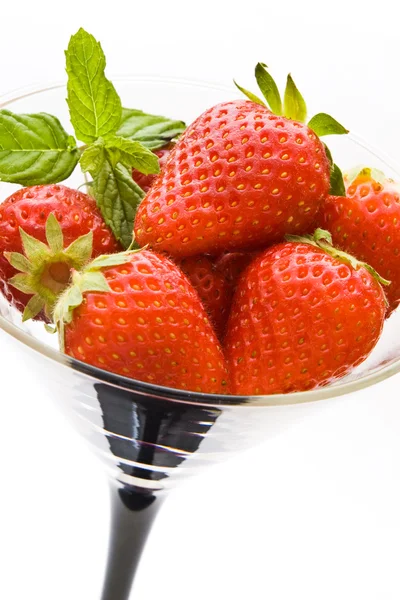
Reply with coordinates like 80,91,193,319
96,384,221,600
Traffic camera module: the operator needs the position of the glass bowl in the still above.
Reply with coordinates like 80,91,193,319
0,77,399,600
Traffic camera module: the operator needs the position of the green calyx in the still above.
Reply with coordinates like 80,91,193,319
234,62,349,134
53,249,141,351
235,63,349,197
285,228,391,289
5,213,93,322
344,166,387,187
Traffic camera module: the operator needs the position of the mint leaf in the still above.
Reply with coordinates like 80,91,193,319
0,110,79,185
308,113,349,137
66,28,122,144
283,74,307,122
116,108,185,150
80,142,105,177
103,136,159,174
330,163,346,196
91,160,145,249
233,80,266,107
254,63,282,116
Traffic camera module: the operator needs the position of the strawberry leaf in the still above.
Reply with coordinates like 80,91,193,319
345,166,386,186
330,163,346,197
103,136,160,174
5,252,32,274
65,28,122,144
116,108,186,150
283,74,307,122
8,273,32,294
45,213,64,253
0,110,79,185
89,252,135,270
22,294,45,322
64,232,93,264
91,160,145,249
254,63,282,115
20,229,50,262
308,113,349,137
78,271,110,294
233,80,266,107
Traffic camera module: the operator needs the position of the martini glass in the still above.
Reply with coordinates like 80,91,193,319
1,77,400,599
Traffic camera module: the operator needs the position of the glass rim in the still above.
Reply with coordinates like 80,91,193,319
0,75,399,409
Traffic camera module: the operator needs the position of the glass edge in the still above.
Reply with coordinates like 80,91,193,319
0,76,399,409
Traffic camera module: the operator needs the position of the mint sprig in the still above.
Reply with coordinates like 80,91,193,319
0,27,186,250
65,28,122,144
91,160,145,249
0,111,79,185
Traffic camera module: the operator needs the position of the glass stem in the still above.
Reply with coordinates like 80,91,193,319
101,484,164,600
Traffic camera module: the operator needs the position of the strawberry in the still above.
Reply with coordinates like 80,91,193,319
134,99,330,257
54,250,229,394
215,251,257,289
178,255,232,340
132,143,173,193
225,229,387,395
134,64,349,258
0,184,120,321
321,168,400,314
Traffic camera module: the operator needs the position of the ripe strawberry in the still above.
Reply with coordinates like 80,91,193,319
0,184,120,321
321,168,400,314
134,99,330,257
215,251,257,289
54,250,229,394
225,229,387,395
178,255,232,340
131,143,173,193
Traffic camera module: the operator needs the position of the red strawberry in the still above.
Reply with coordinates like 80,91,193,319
321,168,400,314
0,184,120,321
134,99,330,257
54,250,229,394
178,255,232,340
225,229,387,395
215,251,257,289
132,143,173,193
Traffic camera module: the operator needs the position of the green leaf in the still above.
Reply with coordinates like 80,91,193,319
80,142,105,177
233,80,266,106
79,271,110,294
45,214,64,254
22,294,45,322
0,110,79,185
88,250,139,271
345,166,386,186
65,28,122,143
4,252,32,274
91,160,145,249
65,231,93,264
329,163,346,196
308,113,349,137
283,74,307,122
20,228,50,262
116,108,186,150
104,136,160,174
323,143,333,167
8,273,33,294
254,63,282,115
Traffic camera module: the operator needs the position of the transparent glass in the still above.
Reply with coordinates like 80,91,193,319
0,77,399,599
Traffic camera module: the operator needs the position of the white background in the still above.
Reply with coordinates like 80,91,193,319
1,1,400,598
